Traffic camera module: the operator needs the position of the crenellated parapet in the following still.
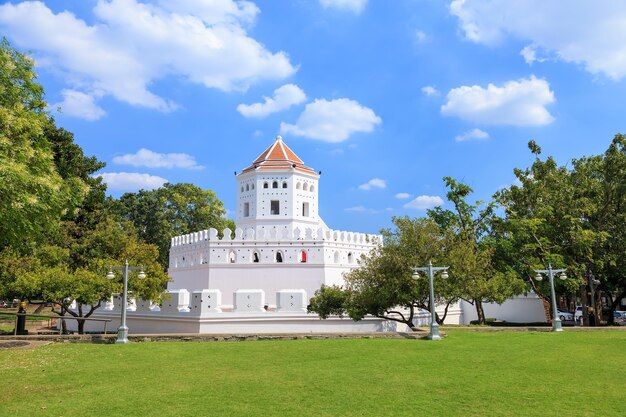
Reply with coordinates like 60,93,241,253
102,288,308,316
168,227,382,270
170,227,381,247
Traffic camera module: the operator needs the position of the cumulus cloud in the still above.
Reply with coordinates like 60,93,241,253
422,86,440,96
320,0,367,14
449,0,626,80
237,84,306,118
113,149,204,170
50,89,106,121
455,128,489,142
403,195,444,209
0,0,295,117
358,178,386,191
96,172,168,192
395,192,411,199
441,76,555,126
280,98,381,142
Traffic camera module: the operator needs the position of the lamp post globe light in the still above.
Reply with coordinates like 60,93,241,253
412,261,449,341
533,264,567,332
107,260,145,344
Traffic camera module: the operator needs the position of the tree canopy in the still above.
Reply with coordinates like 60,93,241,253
112,182,235,268
0,40,230,333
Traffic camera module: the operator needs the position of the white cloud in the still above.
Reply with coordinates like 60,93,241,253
320,0,367,14
441,76,555,126
344,205,380,214
520,45,547,65
421,86,439,96
0,1,295,116
416,30,428,43
358,178,386,191
280,98,381,143
455,128,489,142
449,0,626,80
113,149,204,170
50,89,106,121
395,192,411,199
403,195,444,209
237,84,306,118
96,172,168,192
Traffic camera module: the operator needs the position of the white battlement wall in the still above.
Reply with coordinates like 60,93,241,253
168,227,382,308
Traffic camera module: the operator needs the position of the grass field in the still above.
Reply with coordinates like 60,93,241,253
1,330,624,416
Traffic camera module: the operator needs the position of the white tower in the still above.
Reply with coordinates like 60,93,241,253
235,136,326,234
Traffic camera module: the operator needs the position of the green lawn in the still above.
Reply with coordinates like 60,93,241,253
1,331,624,416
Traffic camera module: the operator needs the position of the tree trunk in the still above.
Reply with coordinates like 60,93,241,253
475,300,486,324
608,290,626,326
77,319,85,334
580,285,589,326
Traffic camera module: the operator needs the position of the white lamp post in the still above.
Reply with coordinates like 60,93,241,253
107,260,145,344
412,261,449,340
533,264,567,332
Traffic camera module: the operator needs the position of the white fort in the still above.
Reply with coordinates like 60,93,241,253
167,136,381,312
77,137,547,334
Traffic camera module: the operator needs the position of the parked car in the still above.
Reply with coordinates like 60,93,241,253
558,310,574,321
613,311,626,325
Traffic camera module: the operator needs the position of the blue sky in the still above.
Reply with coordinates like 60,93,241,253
2,0,625,234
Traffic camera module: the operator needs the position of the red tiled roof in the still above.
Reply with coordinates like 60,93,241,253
241,136,317,175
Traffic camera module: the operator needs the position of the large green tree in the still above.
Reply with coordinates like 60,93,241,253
429,177,525,324
495,140,612,324
309,217,454,329
113,183,234,268
5,217,169,333
0,39,88,253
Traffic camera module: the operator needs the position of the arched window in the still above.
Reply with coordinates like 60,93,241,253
245,184,249,191
299,250,307,263
253,251,260,263
272,181,278,188
296,182,302,190
240,186,244,192
282,182,288,189
310,185,315,192
251,183,255,190
348,252,354,264
303,183,309,191
263,182,269,189
275,251,283,263
228,250,236,263
333,251,339,263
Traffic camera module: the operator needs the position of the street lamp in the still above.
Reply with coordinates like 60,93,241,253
412,261,449,340
107,260,145,344
534,264,567,332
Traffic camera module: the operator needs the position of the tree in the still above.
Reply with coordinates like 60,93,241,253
309,217,452,329
0,39,87,253
113,183,234,268
8,217,169,333
569,135,626,323
429,177,525,324
495,141,608,323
